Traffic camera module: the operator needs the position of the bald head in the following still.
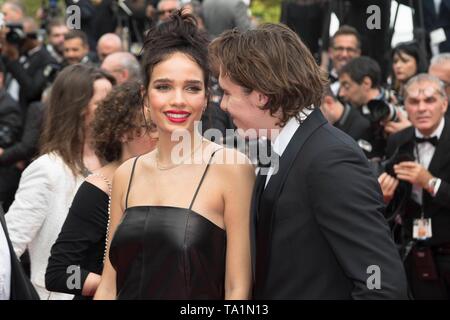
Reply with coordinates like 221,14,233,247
1,1,24,23
101,52,141,84
429,53,450,98
97,33,123,62
23,17,38,34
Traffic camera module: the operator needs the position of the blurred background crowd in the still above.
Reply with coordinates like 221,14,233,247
0,0,450,300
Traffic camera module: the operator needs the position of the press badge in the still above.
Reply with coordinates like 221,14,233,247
413,218,432,240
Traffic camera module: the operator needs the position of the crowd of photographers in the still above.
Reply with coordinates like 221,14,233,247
0,0,450,299
319,21,450,298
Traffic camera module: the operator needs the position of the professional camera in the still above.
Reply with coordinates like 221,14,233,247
380,146,414,177
369,144,414,178
366,99,403,123
4,23,27,46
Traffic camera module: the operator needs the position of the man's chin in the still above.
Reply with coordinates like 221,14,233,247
235,127,262,140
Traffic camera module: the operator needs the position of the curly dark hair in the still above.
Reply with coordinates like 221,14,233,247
140,10,210,97
92,80,147,163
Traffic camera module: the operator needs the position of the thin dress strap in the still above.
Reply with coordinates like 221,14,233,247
189,148,222,210
125,156,141,209
88,172,113,263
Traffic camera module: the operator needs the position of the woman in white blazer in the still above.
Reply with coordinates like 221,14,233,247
5,65,115,300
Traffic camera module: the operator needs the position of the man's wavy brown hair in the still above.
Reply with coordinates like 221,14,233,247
92,81,147,163
209,23,328,127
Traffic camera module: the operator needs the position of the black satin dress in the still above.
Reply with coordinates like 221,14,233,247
109,151,226,299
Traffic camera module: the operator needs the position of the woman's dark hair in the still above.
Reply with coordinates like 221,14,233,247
40,64,115,175
92,81,146,163
140,10,210,96
391,41,428,82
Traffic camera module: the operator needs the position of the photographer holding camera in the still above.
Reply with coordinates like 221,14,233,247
339,56,411,159
379,74,450,299
320,84,371,143
0,16,56,113
0,59,21,212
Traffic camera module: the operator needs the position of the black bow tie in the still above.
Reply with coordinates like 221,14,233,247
415,136,438,146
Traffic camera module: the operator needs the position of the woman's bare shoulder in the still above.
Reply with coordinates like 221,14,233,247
211,145,255,178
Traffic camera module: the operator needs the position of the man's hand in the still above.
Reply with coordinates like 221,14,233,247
378,172,399,203
383,111,411,135
0,147,4,157
394,161,433,189
15,160,26,171
1,41,20,61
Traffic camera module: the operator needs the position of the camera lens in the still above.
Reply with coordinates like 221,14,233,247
367,99,398,123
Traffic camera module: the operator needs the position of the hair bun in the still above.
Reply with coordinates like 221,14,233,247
143,10,207,55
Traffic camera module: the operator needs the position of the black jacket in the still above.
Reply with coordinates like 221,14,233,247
3,46,56,113
334,104,371,141
0,102,44,166
0,89,22,149
252,109,408,299
386,118,450,246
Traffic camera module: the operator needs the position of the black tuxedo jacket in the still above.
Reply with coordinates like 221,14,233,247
252,109,408,299
0,208,39,300
4,46,56,113
386,118,450,246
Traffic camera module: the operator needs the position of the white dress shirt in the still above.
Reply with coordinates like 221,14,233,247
411,118,445,204
264,109,313,188
0,226,11,300
434,0,442,15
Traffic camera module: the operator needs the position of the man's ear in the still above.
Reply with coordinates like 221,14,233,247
362,76,373,89
257,92,269,107
442,97,448,114
323,95,334,108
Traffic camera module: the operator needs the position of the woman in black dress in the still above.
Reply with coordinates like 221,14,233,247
94,12,255,300
45,81,158,299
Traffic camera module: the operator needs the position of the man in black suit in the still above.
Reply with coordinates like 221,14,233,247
338,56,412,160
399,0,450,57
211,23,408,299
320,84,373,156
1,17,57,114
379,73,450,299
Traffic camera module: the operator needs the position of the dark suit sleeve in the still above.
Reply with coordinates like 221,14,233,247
309,145,408,299
4,56,50,104
0,102,21,148
434,180,450,209
0,103,43,165
45,182,108,296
